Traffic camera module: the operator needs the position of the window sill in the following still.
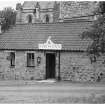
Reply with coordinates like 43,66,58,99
27,66,35,68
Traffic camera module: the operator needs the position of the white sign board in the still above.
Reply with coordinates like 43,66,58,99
38,36,62,50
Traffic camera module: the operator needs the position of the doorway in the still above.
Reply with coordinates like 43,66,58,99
45,14,49,23
46,53,55,79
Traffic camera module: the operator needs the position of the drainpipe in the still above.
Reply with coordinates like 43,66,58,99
58,50,61,81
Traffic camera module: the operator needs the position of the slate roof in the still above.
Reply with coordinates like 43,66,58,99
0,21,93,51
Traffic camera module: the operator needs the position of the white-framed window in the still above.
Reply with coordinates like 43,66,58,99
27,53,35,67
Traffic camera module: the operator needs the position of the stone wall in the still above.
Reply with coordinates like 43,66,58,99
19,9,54,24
0,51,46,80
21,11,36,24
0,50,59,80
40,12,54,23
60,1,98,19
93,55,105,82
60,52,105,82
0,51,11,80
0,50,105,82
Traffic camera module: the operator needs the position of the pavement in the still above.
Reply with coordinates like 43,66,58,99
0,80,104,103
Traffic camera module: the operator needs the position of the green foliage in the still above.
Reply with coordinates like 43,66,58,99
0,7,16,31
81,2,105,56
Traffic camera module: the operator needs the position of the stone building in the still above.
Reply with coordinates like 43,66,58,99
0,1,105,82
16,1,60,24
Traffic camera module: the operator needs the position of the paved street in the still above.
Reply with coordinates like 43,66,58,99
0,81,104,103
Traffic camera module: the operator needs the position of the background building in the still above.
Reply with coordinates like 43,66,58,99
16,1,98,24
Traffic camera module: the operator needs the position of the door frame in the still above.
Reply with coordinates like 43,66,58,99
45,52,56,79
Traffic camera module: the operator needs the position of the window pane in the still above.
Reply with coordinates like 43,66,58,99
27,53,35,67
32,53,34,59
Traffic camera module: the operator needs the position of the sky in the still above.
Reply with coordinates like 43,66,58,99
0,0,24,10
0,0,57,10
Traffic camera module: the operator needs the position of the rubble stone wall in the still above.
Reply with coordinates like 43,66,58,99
60,1,98,18
60,52,105,82
0,51,46,80
0,51,105,82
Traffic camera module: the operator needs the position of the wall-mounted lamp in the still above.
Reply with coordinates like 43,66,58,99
90,54,96,64
37,56,41,65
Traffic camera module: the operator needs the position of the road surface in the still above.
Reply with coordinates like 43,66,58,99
0,81,104,103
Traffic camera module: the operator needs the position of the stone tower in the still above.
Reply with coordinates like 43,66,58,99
16,1,98,24
16,1,60,24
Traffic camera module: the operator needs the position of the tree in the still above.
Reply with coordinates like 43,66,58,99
0,7,16,31
81,2,105,57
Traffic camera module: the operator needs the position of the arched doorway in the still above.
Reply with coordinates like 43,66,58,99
27,15,32,23
45,14,49,23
